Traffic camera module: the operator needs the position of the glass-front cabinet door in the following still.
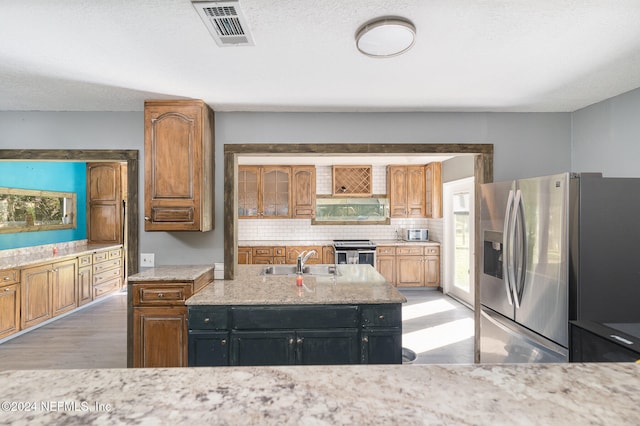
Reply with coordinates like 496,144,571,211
262,166,290,218
238,166,260,218
238,166,291,219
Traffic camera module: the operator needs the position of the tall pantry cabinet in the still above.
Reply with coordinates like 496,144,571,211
144,100,214,232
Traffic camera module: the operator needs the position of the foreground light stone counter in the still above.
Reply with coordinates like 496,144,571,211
186,264,407,305
1,363,638,425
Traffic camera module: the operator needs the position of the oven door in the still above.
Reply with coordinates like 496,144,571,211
358,250,376,267
335,250,359,264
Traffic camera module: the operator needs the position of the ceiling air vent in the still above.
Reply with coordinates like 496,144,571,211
192,0,254,47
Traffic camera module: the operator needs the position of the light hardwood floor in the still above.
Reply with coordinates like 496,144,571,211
0,288,473,370
0,291,127,370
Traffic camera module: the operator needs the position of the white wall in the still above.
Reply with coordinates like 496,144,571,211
572,87,640,177
1,110,571,265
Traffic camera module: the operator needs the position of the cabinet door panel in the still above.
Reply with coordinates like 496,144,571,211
21,265,52,329
0,283,20,339
78,266,92,306
292,166,316,218
396,256,423,287
361,328,402,364
376,256,395,285
425,256,440,287
406,166,426,217
296,329,359,365
188,330,229,366
388,166,408,217
238,166,260,218
262,167,290,218
51,260,78,317
133,307,187,368
230,330,295,366
87,162,123,244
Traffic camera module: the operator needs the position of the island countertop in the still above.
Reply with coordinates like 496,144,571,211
1,363,638,425
186,264,406,305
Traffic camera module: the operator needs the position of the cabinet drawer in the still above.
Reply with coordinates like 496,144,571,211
93,258,122,274
252,247,273,257
189,307,229,330
94,267,122,285
232,305,359,329
397,246,424,256
133,283,193,306
425,246,440,255
93,278,120,298
78,255,92,267
108,248,123,259
0,269,19,285
273,247,286,257
93,251,109,263
376,246,396,256
361,305,402,328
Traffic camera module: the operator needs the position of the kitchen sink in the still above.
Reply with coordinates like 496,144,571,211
260,264,341,276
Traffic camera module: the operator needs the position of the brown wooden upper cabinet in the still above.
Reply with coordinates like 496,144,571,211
86,162,123,244
291,166,316,218
238,165,315,219
238,166,291,219
388,163,442,218
144,99,214,231
424,162,442,219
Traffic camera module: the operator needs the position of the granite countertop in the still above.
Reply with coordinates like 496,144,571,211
0,243,123,270
187,264,406,305
127,265,215,282
238,240,441,247
375,239,441,246
1,363,638,425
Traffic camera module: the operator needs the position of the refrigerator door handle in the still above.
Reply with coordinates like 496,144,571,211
511,189,526,308
502,189,515,306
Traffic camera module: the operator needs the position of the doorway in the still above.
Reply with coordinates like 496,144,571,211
443,177,475,307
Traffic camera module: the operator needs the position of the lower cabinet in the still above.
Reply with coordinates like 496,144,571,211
376,244,440,288
188,304,401,367
132,306,188,368
78,265,93,306
0,282,20,340
21,259,78,329
130,269,213,368
230,329,360,366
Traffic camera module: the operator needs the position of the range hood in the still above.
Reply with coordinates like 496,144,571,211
313,197,389,225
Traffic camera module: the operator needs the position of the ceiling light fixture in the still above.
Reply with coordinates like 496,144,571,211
355,17,416,58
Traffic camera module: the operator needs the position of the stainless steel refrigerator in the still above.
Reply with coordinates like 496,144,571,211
479,172,640,363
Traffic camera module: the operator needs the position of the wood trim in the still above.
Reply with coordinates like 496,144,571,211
0,149,139,368
224,143,494,286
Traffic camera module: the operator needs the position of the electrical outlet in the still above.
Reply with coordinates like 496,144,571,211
140,253,155,267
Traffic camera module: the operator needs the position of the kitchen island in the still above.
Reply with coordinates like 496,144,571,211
1,363,638,425
186,264,406,366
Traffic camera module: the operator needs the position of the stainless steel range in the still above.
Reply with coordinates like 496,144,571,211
333,240,377,266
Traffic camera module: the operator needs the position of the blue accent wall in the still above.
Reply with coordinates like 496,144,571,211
0,162,86,250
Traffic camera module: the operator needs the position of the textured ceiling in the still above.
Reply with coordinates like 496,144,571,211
1,0,640,112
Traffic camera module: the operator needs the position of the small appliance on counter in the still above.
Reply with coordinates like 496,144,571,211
399,228,429,241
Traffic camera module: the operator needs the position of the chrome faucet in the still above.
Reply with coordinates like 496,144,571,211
296,249,317,274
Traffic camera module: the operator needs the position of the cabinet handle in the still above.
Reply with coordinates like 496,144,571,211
362,336,369,343
4,288,9,292
3,276,9,281
203,318,210,323
378,315,385,320
221,339,227,346
157,293,164,298
144,216,150,221
289,338,295,345
296,338,303,344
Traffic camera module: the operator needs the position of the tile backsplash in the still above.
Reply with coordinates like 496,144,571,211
239,218,442,243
